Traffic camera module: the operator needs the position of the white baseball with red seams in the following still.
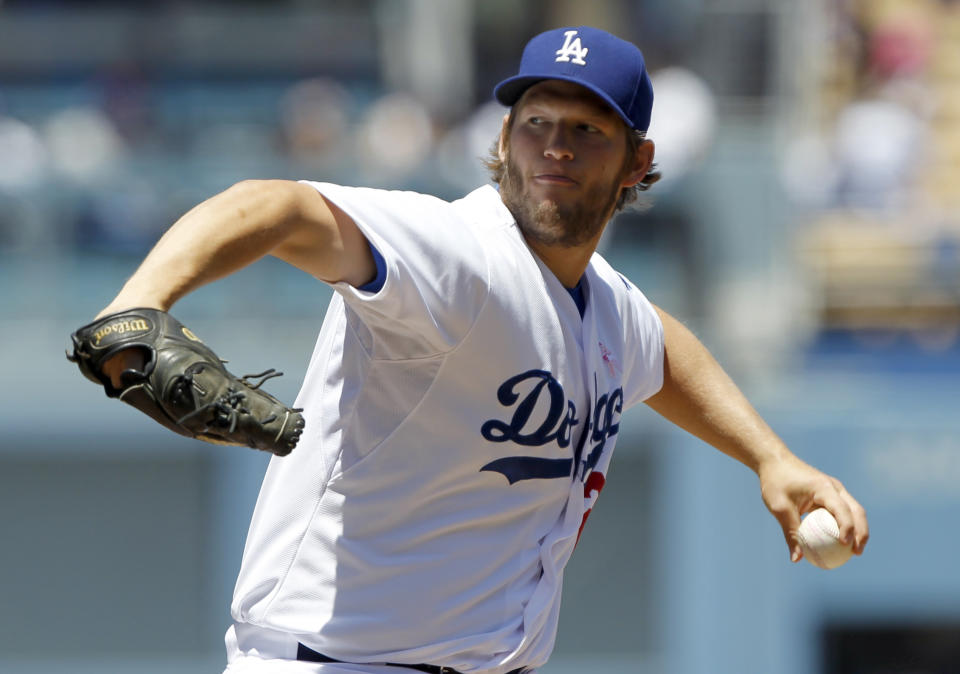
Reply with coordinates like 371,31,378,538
797,508,854,569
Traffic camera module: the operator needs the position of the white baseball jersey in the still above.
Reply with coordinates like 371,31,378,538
228,183,664,673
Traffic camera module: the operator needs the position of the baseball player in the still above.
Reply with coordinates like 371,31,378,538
86,26,868,674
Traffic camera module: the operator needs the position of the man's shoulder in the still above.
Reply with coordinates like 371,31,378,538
303,182,510,227
301,181,449,208
451,185,516,229
588,252,640,297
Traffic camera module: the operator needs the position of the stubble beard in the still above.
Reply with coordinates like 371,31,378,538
499,150,623,248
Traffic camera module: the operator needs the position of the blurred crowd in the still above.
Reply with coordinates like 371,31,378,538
0,65,519,247
784,0,959,215
786,0,960,346
0,70,506,253
1,0,959,351
0,0,720,258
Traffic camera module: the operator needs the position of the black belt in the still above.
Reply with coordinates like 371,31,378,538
296,642,528,674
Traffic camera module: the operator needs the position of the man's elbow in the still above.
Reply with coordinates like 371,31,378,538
224,179,306,222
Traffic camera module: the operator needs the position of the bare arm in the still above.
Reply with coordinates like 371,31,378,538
97,179,374,385
645,306,869,562
99,179,374,316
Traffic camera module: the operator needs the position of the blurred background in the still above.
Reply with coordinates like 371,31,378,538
2,0,959,672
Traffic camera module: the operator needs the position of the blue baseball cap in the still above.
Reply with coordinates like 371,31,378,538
494,26,654,132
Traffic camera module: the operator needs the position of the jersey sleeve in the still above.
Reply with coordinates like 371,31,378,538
300,181,490,360
618,274,665,408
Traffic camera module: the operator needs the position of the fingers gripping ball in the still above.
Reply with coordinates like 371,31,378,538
68,308,305,456
797,508,853,570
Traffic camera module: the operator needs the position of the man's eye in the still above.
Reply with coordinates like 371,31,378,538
579,123,600,133
528,117,543,125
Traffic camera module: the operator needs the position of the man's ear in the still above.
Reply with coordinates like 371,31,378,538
621,138,655,188
497,113,510,162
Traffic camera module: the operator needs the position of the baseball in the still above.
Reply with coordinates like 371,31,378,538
797,508,853,569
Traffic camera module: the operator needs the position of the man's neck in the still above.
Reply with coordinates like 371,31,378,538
522,232,602,289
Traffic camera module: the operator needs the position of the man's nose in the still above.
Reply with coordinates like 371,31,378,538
543,126,574,160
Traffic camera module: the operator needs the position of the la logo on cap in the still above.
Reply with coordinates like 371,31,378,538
555,30,588,65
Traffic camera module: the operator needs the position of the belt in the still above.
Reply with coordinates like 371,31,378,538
296,642,528,674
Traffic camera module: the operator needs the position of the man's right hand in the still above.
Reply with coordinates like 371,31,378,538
101,348,148,389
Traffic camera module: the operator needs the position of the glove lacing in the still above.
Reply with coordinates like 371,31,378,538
173,364,289,432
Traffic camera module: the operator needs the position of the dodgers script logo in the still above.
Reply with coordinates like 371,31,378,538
480,369,622,484
555,30,589,66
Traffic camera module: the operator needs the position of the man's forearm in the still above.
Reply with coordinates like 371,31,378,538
644,306,789,474
98,180,308,316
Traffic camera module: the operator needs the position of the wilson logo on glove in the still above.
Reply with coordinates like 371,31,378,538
93,318,152,347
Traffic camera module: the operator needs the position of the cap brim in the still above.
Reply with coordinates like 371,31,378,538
493,74,635,130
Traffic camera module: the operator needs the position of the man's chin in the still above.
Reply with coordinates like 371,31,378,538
502,181,601,246
520,210,592,248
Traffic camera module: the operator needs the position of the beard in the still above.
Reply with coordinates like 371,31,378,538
499,150,624,248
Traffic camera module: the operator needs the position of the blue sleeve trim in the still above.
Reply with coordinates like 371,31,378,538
356,239,387,293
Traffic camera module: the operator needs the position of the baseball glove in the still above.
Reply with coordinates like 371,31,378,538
67,308,304,456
